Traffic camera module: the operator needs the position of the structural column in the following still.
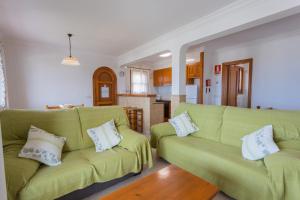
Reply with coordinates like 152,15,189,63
171,45,187,115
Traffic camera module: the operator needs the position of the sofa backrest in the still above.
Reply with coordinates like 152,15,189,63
174,103,225,142
0,109,83,152
77,106,129,149
221,106,300,147
1,106,129,152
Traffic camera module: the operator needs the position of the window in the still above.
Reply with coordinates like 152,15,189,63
130,69,149,94
0,47,7,108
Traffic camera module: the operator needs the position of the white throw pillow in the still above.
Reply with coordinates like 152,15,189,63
169,111,199,137
87,120,123,152
19,126,66,166
241,125,279,160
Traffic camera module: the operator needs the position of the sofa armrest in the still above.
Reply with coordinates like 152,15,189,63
264,149,300,200
4,144,40,200
150,122,176,148
117,126,153,169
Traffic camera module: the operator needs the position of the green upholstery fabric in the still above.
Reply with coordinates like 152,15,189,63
0,109,83,152
118,126,153,169
77,106,129,149
264,149,300,200
151,103,300,200
19,147,138,200
3,144,40,200
221,106,300,147
174,103,225,141
150,122,175,148
1,106,152,200
158,136,273,200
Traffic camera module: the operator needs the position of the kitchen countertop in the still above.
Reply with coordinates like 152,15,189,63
118,94,156,97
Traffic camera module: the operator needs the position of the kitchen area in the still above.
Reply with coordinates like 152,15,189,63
118,50,204,135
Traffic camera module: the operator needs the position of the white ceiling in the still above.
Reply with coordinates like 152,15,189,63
127,46,205,69
0,0,235,56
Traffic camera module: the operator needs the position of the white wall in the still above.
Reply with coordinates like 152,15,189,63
4,41,118,109
0,32,7,200
203,13,300,110
155,86,172,101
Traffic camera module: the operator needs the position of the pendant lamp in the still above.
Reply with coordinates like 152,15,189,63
61,33,80,66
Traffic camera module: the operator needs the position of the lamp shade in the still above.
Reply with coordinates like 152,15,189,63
62,33,80,66
61,56,80,66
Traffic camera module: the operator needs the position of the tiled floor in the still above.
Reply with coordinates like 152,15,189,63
84,149,232,200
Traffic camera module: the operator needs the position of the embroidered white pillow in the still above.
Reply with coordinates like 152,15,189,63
87,120,123,152
241,125,279,160
169,111,199,137
19,126,66,166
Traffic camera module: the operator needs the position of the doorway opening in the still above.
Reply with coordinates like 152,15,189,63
221,58,253,108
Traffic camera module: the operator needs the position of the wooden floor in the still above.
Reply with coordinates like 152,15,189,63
83,150,232,200
101,165,219,200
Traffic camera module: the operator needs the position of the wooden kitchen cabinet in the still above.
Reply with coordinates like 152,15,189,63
163,68,172,85
154,52,203,86
187,62,202,79
153,69,162,87
153,67,172,86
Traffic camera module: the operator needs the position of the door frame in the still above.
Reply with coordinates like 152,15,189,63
221,58,253,108
93,66,117,106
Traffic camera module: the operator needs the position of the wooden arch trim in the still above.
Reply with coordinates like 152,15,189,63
93,66,117,106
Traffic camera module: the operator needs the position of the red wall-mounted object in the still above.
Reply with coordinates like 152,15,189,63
205,79,211,87
214,65,221,74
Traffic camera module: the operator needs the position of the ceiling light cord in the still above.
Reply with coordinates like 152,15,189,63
68,33,72,57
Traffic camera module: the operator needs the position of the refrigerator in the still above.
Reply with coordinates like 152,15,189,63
186,85,198,104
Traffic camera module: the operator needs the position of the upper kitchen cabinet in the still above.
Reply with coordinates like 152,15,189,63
187,62,203,78
153,52,204,86
163,68,172,85
153,70,161,87
153,67,172,86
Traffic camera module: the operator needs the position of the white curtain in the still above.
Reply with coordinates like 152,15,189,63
131,69,149,94
0,46,7,108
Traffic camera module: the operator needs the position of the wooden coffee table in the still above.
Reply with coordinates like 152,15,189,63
101,165,219,200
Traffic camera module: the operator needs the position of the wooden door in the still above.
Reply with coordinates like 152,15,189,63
93,67,117,106
227,65,240,106
221,58,253,108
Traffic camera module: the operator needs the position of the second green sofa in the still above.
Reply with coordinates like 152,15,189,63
151,103,300,200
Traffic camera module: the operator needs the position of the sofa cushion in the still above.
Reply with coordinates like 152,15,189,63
79,147,138,182
19,149,94,200
0,109,83,152
87,120,122,152
77,106,129,149
169,111,199,137
241,125,279,160
19,146,138,200
174,103,225,141
19,126,66,166
221,107,300,147
158,136,272,200
4,144,40,200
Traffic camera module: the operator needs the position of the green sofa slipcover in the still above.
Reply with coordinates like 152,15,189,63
151,103,300,200
1,106,153,200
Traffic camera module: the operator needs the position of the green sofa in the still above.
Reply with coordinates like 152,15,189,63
1,106,153,200
151,103,300,200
